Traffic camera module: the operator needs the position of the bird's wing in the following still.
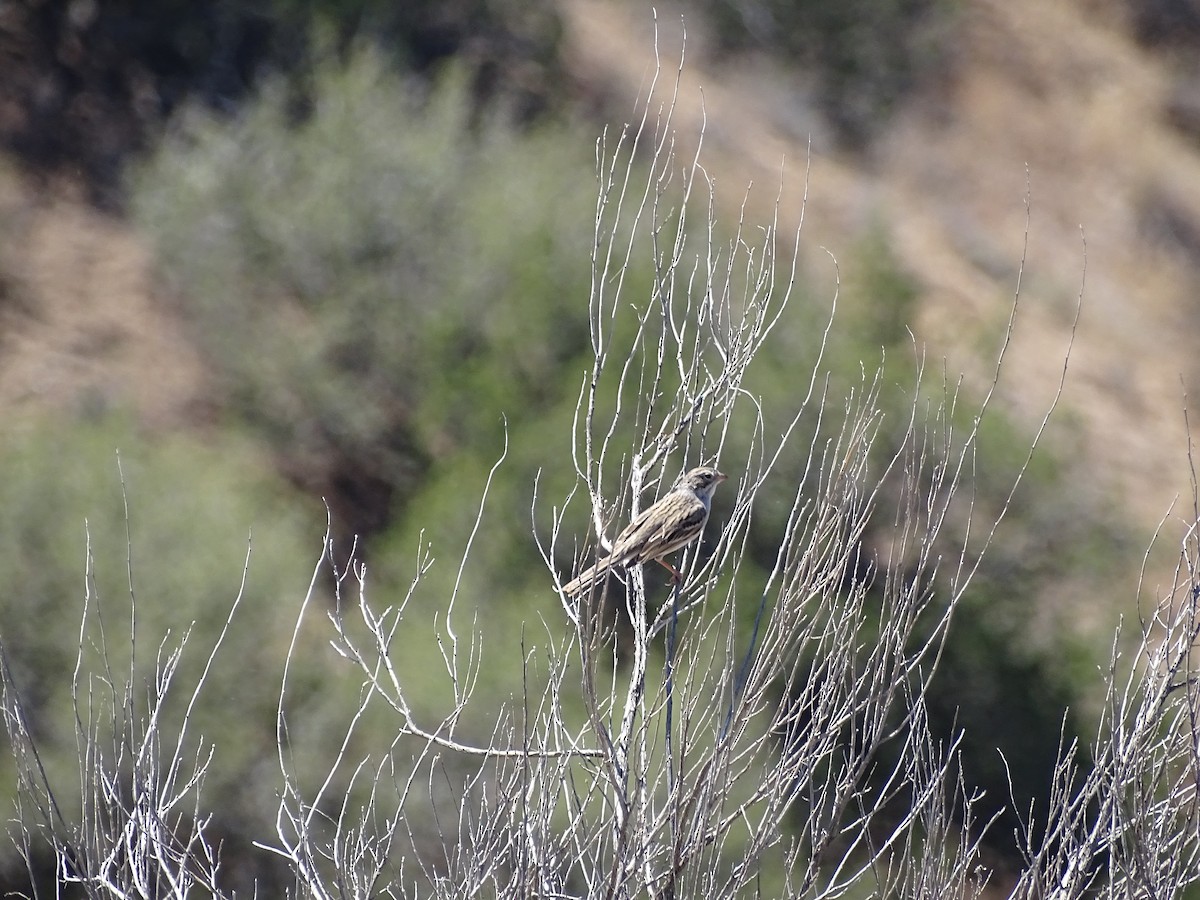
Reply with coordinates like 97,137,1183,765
614,495,707,565
564,491,707,596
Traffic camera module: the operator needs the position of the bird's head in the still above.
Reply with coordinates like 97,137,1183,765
682,465,727,503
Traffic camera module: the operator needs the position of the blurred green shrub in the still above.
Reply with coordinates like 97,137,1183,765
695,0,960,146
0,414,343,892
725,227,1134,866
845,237,1133,863
1,0,564,205
132,51,596,543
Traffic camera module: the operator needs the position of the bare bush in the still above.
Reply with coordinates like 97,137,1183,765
1,520,242,898
5,31,1200,900
256,36,1059,900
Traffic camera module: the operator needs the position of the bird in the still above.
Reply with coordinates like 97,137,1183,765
562,465,728,597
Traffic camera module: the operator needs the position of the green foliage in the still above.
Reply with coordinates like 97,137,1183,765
1,0,564,204
0,411,609,894
843,245,1129,858
306,0,566,117
125,50,1139,874
723,227,1135,865
0,415,345,882
842,224,922,352
132,51,597,540
696,0,960,146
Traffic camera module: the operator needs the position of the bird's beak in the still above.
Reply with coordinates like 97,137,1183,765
717,471,728,483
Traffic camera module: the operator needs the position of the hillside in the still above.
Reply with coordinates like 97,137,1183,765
2,1,1200,893
0,172,204,427
564,0,1200,539
5,0,1195,536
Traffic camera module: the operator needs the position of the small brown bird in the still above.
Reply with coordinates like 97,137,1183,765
563,466,728,597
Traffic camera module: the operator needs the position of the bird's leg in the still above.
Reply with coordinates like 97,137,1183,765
654,558,683,584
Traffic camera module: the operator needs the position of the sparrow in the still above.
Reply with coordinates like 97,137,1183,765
563,466,727,597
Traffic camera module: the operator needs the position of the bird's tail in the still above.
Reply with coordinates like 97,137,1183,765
562,558,610,597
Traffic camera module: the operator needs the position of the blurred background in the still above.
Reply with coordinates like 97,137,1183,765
1,0,1198,893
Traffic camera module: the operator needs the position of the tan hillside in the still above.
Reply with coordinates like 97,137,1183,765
564,0,1200,543
2,0,1198,546
0,168,205,428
